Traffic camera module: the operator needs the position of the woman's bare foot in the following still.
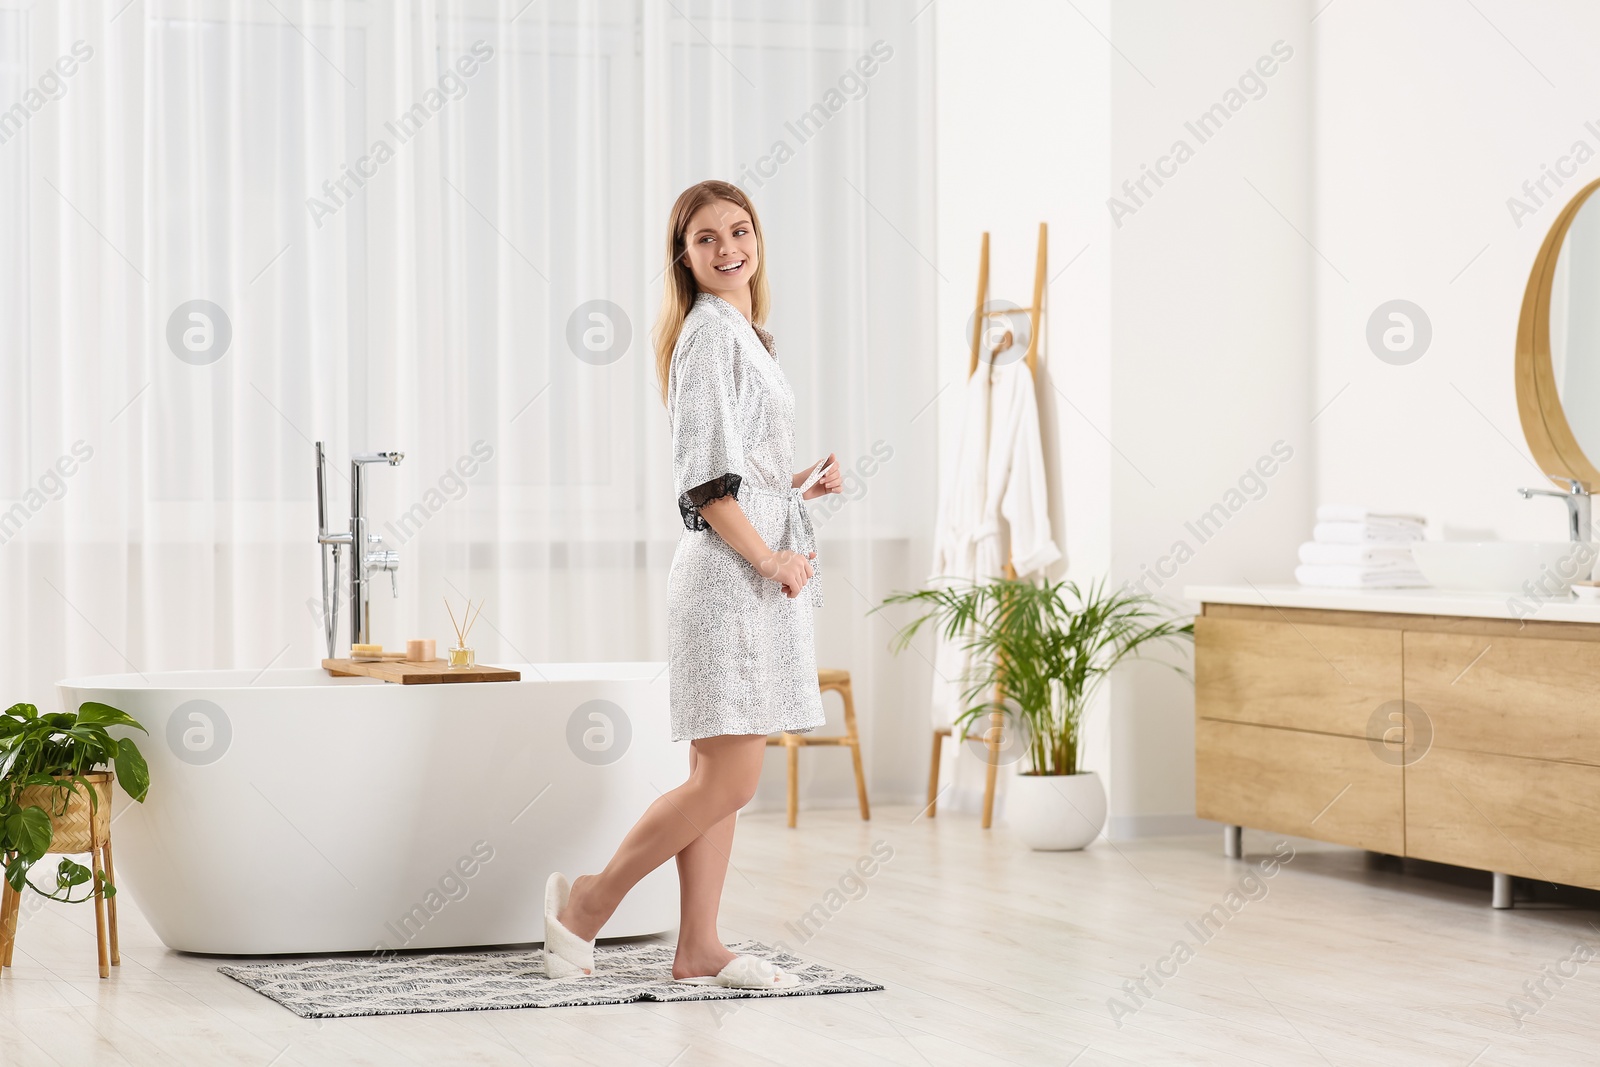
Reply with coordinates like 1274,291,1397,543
557,874,611,942
672,942,739,981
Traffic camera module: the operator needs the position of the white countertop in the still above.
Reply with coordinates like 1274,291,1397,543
1183,583,1600,624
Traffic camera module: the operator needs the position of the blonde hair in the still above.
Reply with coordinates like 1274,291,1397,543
652,180,770,406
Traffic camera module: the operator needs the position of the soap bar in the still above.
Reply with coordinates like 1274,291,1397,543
405,638,436,663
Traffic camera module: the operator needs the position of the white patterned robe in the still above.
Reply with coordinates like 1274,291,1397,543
665,292,827,742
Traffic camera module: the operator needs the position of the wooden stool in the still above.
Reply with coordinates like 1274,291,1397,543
0,773,120,979
767,668,871,828
926,706,1006,827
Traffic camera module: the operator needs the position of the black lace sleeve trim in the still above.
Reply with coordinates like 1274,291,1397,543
678,473,743,531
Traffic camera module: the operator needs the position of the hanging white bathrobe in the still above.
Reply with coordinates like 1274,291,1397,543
927,357,1060,812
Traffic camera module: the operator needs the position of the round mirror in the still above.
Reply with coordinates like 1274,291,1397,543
1516,176,1600,489
1549,202,1600,463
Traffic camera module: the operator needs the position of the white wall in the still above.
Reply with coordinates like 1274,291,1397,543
932,0,1113,815
929,0,1600,835
930,1,1312,832
1312,0,1600,538
1107,1,1312,834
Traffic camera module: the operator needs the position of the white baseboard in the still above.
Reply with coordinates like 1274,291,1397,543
744,792,1217,842
1107,813,1212,840
743,797,1214,841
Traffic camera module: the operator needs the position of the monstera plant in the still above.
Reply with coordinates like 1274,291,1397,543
0,701,149,901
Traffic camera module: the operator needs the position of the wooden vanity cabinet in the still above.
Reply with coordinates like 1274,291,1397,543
1193,615,1404,853
1194,603,1600,897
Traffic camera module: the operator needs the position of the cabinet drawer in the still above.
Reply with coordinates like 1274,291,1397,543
1195,616,1401,737
1405,747,1600,890
1404,631,1600,766
1195,718,1403,854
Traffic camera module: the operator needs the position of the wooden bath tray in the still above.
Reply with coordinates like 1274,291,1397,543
322,658,521,685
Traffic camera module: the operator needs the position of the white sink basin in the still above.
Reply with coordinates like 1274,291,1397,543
1410,541,1597,594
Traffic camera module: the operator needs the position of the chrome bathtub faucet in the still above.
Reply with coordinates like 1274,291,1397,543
1517,477,1592,542
316,443,406,659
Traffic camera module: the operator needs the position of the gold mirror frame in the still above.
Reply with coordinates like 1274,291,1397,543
1516,175,1600,491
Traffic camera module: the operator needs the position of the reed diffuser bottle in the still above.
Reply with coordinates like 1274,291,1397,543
444,596,484,669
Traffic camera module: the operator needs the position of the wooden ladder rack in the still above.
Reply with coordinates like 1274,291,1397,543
929,221,1048,829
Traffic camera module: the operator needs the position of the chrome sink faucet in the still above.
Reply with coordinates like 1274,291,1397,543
1517,477,1592,542
316,442,405,659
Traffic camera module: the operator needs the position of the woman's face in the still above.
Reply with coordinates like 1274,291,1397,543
683,199,759,304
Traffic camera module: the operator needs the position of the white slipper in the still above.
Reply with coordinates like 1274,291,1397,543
675,953,800,990
542,872,595,978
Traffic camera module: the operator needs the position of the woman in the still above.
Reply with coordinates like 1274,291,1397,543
543,179,843,989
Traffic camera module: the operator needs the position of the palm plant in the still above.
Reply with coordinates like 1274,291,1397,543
875,576,1194,776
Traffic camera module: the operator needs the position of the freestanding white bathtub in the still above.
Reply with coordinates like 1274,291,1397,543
56,663,681,956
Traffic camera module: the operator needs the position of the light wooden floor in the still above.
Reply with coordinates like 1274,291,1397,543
1,806,1597,1065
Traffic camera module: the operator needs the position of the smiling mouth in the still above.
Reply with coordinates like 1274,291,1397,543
714,260,745,274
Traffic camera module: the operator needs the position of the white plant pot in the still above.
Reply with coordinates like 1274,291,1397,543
1005,771,1107,851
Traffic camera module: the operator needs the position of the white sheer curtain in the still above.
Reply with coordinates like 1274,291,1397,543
0,0,938,809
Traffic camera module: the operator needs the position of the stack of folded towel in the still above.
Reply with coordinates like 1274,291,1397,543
1295,506,1429,588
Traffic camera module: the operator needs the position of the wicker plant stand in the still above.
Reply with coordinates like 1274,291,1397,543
0,772,119,978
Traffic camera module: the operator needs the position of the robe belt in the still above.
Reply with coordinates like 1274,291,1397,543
740,458,829,608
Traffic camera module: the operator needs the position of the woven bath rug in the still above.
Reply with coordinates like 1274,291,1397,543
217,939,882,1018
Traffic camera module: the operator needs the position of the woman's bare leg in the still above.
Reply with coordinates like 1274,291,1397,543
672,742,740,978
557,733,764,950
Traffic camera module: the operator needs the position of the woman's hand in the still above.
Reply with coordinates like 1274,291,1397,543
758,549,815,598
796,453,843,501
699,496,814,597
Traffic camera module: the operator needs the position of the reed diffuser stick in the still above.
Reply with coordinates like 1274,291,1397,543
443,595,486,648
444,596,464,647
